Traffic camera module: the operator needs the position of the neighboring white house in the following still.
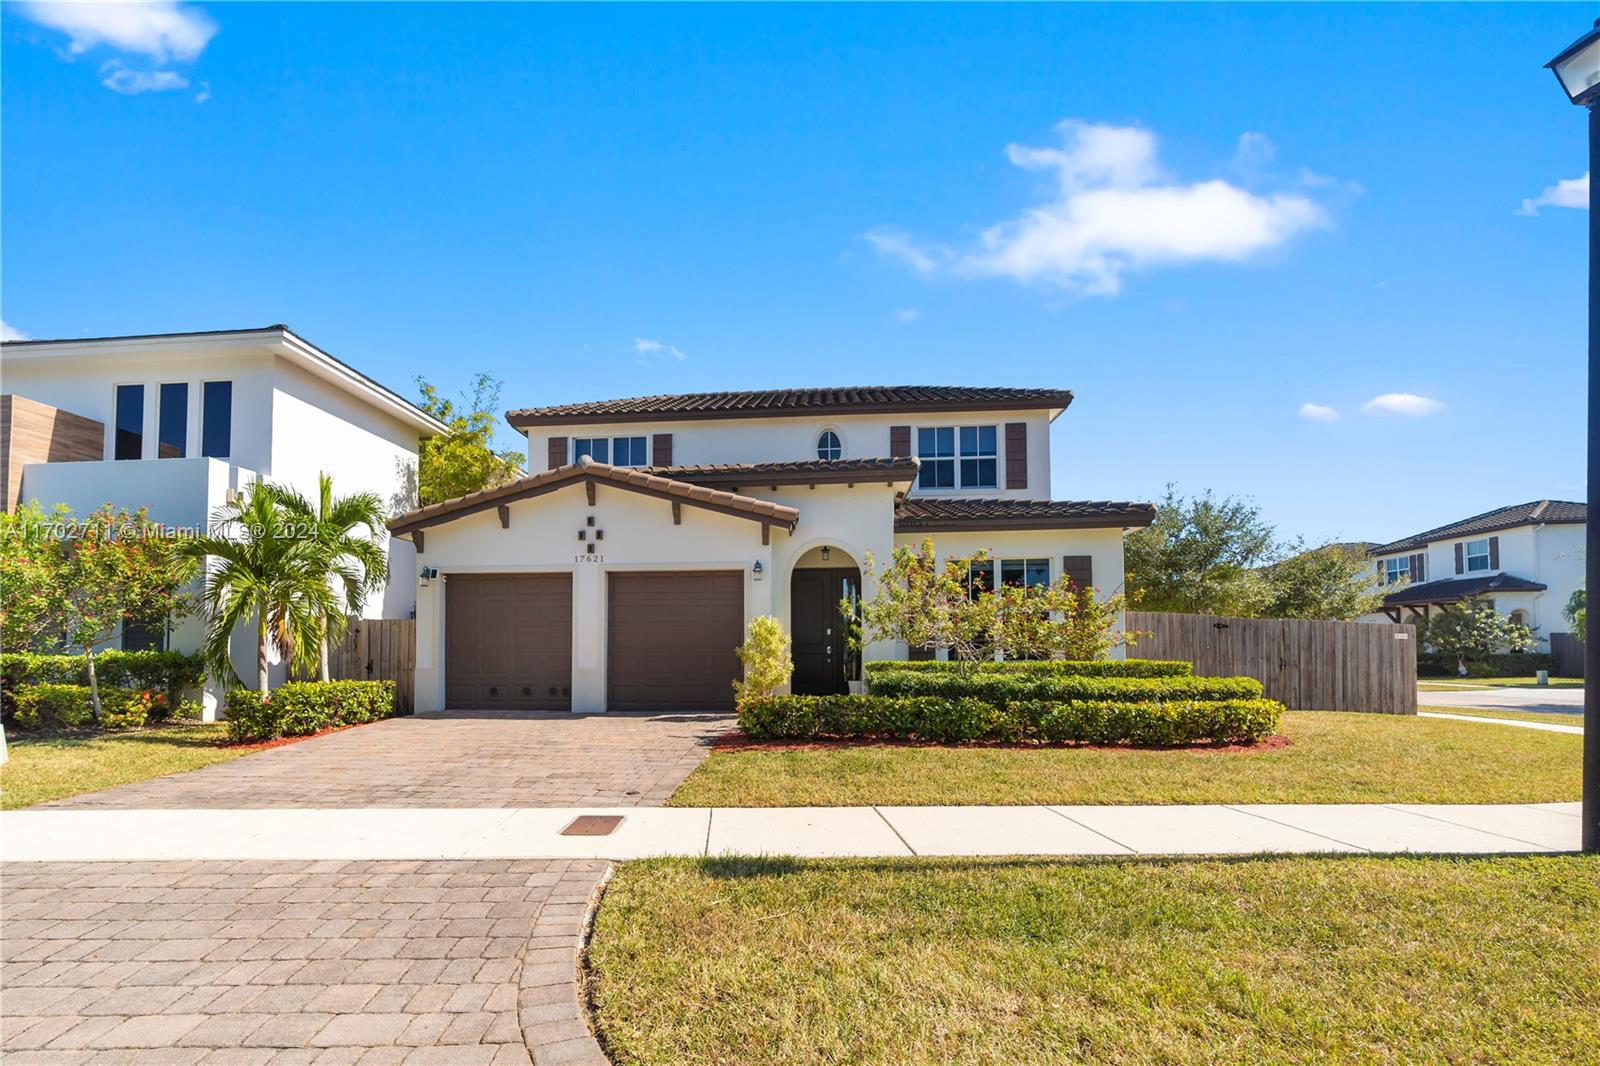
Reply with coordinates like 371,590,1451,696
1,325,447,712
389,385,1155,714
1359,500,1587,652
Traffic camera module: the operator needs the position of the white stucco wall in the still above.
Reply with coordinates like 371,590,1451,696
524,409,1058,499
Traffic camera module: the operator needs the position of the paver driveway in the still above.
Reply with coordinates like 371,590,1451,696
1,859,608,1066
44,710,732,810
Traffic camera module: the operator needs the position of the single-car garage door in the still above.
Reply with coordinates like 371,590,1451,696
446,573,572,710
608,571,743,711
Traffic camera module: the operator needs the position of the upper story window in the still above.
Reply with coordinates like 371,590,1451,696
1465,539,1491,572
201,381,232,459
158,383,187,459
114,384,144,460
817,430,842,461
1384,557,1410,584
918,425,997,490
575,435,647,466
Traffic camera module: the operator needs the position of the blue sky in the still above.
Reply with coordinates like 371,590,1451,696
1,2,1591,545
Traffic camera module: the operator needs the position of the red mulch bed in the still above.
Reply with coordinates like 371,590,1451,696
712,731,1292,755
224,722,371,751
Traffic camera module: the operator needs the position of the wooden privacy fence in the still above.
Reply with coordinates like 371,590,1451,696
1550,632,1586,678
1126,611,1417,715
326,618,416,712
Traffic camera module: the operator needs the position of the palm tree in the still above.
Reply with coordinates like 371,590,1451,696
177,482,331,694
281,473,390,682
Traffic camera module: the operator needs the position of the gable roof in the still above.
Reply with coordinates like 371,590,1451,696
2,325,448,436
506,386,1074,429
1370,500,1586,555
646,457,920,489
894,497,1156,532
388,456,800,536
1382,572,1548,607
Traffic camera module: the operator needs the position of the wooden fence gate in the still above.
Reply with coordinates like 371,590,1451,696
326,618,416,712
1126,611,1417,714
1550,632,1586,678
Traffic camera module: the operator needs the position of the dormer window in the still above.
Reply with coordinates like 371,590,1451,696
817,430,842,461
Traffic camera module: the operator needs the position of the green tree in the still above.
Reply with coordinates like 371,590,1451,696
1262,542,1387,621
415,373,524,505
0,501,70,651
281,473,391,682
1124,486,1277,616
733,616,794,703
51,506,194,718
1422,600,1538,659
177,482,333,694
1566,586,1585,643
857,539,999,664
991,578,1130,661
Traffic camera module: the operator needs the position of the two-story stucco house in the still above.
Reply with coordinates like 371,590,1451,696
1,325,447,710
1360,500,1587,649
388,386,1155,714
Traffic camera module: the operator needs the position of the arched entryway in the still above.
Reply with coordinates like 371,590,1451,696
790,545,862,695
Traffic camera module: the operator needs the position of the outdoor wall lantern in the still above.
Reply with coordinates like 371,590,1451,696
752,561,765,581
1548,19,1600,105
419,566,439,586
821,546,832,561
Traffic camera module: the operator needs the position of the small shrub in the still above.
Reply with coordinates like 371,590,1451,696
11,684,95,731
1,650,204,722
98,687,164,730
863,659,1193,679
736,694,1281,746
734,616,794,703
226,680,397,743
867,670,1263,704
1417,651,1557,678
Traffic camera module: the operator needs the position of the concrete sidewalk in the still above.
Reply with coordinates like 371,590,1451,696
1418,710,1584,734
2,802,1580,861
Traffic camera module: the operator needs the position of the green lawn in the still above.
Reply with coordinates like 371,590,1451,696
1,722,245,809
588,854,1600,1066
1420,705,1585,727
1418,676,1584,690
669,712,1580,807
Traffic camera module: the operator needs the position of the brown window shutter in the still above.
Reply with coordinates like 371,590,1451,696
889,425,911,458
1062,555,1093,592
1454,543,1464,574
1004,422,1028,490
1412,553,1424,583
1488,536,1499,569
547,437,568,470
651,433,673,467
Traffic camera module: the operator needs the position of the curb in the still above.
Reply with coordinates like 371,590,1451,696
516,860,613,1066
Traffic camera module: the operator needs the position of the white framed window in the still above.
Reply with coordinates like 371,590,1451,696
1465,539,1491,572
817,429,842,461
1384,557,1409,584
574,436,647,466
918,425,997,489
969,558,1050,598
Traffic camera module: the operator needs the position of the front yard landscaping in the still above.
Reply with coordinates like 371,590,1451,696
588,854,1600,1066
669,711,1581,807
1,721,244,809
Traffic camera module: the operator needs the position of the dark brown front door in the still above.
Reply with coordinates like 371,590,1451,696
608,571,744,711
446,573,572,710
791,567,861,695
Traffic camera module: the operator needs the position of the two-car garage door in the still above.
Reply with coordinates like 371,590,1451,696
444,570,742,712
608,571,742,712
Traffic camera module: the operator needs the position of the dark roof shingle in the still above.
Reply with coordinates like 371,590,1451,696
1382,573,1548,607
894,497,1155,532
1370,500,1586,555
645,457,919,487
507,386,1074,428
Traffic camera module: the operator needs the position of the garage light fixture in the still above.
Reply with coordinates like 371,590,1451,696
752,561,765,581
419,566,439,586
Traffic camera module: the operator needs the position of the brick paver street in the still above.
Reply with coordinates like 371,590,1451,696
1,859,609,1066
43,710,731,810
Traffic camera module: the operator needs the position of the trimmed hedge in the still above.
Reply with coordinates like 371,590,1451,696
863,659,1193,679
1417,652,1558,678
867,669,1264,704
1,651,204,722
10,683,170,731
737,694,1282,746
225,680,398,743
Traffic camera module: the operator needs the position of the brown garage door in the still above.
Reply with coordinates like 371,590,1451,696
446,573,572,710
608,571,743,711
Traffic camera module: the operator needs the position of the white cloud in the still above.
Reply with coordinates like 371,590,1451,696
18,2,215,94
633,337,685,365
866,120,1330,296
1,319,30,342
1518,172,1589,216
1298,402,1338,422
193,81,211,103
1362,393,1443,417
894,308,920,324
101,61,188,94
